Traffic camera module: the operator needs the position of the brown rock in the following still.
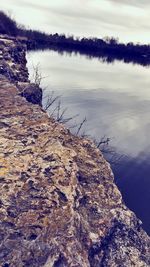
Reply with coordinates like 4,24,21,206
18,82,43,106
0,35,149,267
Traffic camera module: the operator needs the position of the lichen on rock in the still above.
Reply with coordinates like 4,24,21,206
0,35,149,267
0,34,42,106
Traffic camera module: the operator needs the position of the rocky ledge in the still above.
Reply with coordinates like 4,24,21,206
0,35,149,267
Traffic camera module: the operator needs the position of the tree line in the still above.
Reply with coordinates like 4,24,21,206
1,11,150,66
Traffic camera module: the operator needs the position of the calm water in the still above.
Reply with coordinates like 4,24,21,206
27,50,150,235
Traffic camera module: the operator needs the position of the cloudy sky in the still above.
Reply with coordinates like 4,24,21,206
1,0,150,43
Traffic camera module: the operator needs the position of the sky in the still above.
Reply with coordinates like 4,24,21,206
1,0,150,44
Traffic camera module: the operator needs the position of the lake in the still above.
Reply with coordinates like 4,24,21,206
27,50,150,235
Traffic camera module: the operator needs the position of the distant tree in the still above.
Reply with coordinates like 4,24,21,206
0,11,18,36
104,36,119,45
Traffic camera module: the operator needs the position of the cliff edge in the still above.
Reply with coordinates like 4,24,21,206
0,35,149,267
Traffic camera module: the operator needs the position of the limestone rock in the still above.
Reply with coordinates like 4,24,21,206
0,35,42,106
0,35,28,83
0,35,149,267
18,82,43,106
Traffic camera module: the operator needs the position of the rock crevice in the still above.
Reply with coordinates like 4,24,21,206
0,35,149,267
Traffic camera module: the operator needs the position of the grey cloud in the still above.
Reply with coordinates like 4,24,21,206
109,0,150,7
3,0,149,32
15,0,147,32
1,0,150,42
51,7,150,35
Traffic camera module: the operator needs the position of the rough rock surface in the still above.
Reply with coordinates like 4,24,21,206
0,35,42,105
0,36,149,267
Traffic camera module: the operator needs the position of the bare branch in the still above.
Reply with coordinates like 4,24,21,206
76,117,87,136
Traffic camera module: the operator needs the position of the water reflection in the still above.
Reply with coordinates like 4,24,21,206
114,152,150,234
30,46,150,67
27,50,150,234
